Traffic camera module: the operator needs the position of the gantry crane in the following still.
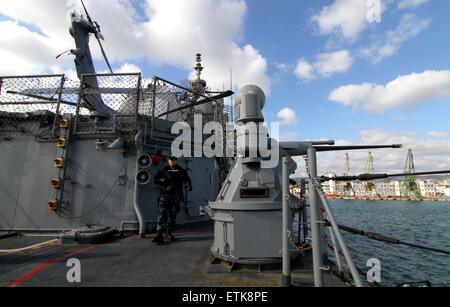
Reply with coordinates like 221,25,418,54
364,152,377,197
402,149,422,198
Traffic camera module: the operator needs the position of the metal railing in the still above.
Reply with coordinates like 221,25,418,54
73,73,142,136
304,147,364,287
281,143,405,287
310,176,365,287
145,76,232,142
1,73,233,141
0,73,143,138
0,74,67,137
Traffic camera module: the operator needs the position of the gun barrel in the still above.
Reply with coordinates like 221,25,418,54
312,140,335,146
313,144,402,152
281,142,402,157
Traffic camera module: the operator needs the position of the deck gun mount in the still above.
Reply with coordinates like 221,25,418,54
208,84,298,264
209,85,402,264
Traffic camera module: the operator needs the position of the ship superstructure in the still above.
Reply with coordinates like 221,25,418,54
0,5,232,235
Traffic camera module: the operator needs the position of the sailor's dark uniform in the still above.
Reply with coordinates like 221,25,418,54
154,165,192,234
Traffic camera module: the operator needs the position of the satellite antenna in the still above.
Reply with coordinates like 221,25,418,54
80,0,114,73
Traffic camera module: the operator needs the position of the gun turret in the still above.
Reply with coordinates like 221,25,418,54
209,84,405,264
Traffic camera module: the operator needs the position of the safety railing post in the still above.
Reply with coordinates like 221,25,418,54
328,227,343,272
307,148,324,287
282,157,291,287
52,75,66,138
313,178,365,287
150,77,157,141
135,74,142,135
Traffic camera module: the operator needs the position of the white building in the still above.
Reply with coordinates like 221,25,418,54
436,183,450,197
352,182,367,197
321,175,450,198
376,180,402,197
418,180,438,197
321,173,337,195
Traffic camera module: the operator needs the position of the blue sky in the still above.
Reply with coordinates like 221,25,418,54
0,0,449,174
88,0,450,142
241,0,450,141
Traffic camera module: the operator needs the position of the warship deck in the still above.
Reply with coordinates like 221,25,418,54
0,223,346,287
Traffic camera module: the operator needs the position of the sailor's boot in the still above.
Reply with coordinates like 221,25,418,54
152,231,165,244
168,231,178,242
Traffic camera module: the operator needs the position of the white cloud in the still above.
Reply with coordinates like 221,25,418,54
329,70,450,113
0,20,73,75
191,44,271,94
294,59,315,81
311,0,387,41
115,63,142,74
294,50,353,81
429,131,450,139
274,62,291,72
0,0,271,94
315,50,354,77
277,108,298,126
0,0,74,45
398,0,430,10
293,129,450,177
360,14,430,63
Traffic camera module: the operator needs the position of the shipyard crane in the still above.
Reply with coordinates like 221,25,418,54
342,153,356,197
364,152,377,197
402,149,422,198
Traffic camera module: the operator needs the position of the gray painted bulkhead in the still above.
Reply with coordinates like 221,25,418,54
0,123,219,232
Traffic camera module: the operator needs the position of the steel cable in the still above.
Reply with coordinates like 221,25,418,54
325,221,450,255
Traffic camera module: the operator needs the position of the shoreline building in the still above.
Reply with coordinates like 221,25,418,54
330,178,449,198
417,179,450,197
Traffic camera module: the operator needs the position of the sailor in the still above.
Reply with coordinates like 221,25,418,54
153,156,192,244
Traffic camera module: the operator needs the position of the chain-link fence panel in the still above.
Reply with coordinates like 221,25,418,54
73,73,141,136
148,77,232,126
1,73,232,140
0,74,66,138
59,78,81,115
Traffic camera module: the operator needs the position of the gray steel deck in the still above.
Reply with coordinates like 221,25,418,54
0,224,346,287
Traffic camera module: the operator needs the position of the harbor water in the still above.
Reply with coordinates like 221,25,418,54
328,200,450,287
